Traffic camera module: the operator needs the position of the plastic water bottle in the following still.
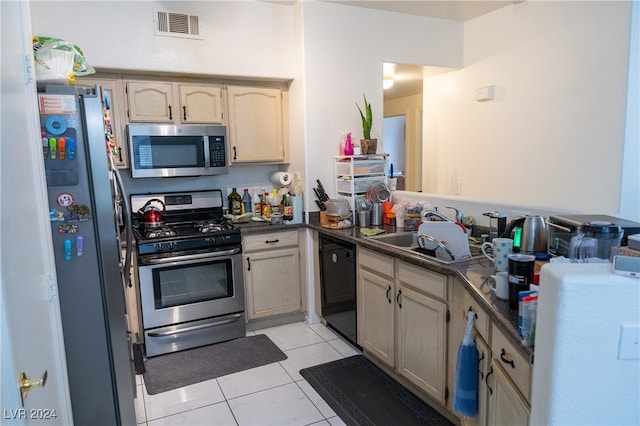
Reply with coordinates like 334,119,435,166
241,188,252,215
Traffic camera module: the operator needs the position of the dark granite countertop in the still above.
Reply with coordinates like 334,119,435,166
236,213,533,362
306,213,534,363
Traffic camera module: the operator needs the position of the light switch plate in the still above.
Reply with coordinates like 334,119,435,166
476,85,494,102
618,325,640,360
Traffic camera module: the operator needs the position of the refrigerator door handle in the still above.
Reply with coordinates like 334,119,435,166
112,162,133,288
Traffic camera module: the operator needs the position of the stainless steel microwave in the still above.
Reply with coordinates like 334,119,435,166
127,124,228,178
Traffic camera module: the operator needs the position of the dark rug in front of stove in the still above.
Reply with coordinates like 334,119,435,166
300,355,454,426
143,334,287,395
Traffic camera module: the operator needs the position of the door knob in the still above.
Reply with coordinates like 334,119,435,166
19,370,47,406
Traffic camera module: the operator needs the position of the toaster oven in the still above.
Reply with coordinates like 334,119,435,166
547,214,640,257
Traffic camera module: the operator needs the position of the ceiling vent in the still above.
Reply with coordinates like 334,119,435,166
154,9,202,40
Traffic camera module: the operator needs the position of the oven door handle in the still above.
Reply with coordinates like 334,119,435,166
143,248,241,265
147,314,244,337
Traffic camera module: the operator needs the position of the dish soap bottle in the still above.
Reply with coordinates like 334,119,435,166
241,188,252,215
343,132,354,156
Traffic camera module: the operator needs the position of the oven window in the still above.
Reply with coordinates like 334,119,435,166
152,259,233,309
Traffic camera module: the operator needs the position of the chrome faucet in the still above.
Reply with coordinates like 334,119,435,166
421,209,453,222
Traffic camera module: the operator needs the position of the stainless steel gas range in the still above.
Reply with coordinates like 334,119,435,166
131,190,245,357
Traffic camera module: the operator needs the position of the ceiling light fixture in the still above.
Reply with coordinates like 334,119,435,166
383,74,394,89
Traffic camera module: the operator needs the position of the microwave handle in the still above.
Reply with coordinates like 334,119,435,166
546,221,573,233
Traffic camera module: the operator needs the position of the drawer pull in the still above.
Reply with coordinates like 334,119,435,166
485,365,493,394
396,289,402,308
265,239,280,244
386,285,392,304
500,348,515,368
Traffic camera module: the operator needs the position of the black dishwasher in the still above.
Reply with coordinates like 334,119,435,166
319,234,359,348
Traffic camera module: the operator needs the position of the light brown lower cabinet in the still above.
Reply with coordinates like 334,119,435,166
243,231,301,320
451,278,532,426
357,248,449,405
486,360,531,426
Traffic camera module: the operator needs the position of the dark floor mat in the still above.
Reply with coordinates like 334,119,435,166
300,355,454,426
143,334,287,395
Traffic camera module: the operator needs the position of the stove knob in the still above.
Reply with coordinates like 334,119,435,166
154,243,163,252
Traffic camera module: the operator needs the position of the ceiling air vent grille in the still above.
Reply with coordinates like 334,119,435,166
154,9,202,40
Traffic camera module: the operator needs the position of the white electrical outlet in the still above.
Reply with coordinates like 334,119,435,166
618,325,640,360
455,182,462,195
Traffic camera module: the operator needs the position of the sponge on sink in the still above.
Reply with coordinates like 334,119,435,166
360,228,386,237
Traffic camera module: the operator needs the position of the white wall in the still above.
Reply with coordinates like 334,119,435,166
382,116,406,172
532,263,640,425
30,1,296,78
422,1,633,215
620,1,639,219
300,1,463,201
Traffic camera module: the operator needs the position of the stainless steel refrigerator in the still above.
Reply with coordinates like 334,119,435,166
37,84,136,425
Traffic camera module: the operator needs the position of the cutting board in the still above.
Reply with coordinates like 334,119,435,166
417,221,471,260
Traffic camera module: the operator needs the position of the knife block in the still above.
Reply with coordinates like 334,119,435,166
320,211,329,226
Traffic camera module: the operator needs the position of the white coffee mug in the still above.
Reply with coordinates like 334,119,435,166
481,238,513,272
489,271,509,300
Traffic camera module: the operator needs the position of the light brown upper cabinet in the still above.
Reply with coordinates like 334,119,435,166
76,77,128,168
226,86,287,163
126,81,224,124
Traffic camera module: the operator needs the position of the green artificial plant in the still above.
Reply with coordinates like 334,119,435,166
356,93,373,140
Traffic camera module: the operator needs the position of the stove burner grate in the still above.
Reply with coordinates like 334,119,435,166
144,227,178,239
193,220,233,234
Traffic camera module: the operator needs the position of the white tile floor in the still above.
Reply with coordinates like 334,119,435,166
134,321,362,426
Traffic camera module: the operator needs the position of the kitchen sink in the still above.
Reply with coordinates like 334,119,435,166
368,231,486,264
368,231,417,248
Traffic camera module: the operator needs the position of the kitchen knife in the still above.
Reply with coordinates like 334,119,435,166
316,179,329,201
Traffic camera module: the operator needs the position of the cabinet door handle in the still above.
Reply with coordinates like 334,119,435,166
500,348,515,369
386,285,391,304
117,146,123,163
485,365,493,395
396,289,402,308
183,105,187,120
168,105,173,120
233,146,237,160
468,306,477,321
247,257,251,271
478,351,485,380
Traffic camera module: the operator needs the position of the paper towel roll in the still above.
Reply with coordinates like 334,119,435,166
270,172,292,186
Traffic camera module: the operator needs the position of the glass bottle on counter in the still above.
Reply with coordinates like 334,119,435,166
228,188,242,215
252,188,262,217
241,188,252,215
270,189,281,215
282,193,293,221
262,191,271,218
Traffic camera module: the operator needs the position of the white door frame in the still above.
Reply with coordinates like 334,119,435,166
1,1,73,424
